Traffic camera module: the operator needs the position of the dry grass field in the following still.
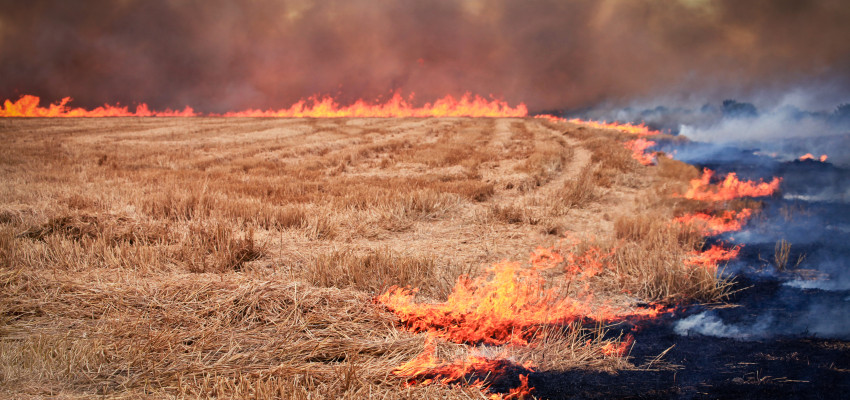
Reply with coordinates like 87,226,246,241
0,117,733,398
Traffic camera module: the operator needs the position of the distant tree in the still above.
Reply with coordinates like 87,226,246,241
721,100,758,118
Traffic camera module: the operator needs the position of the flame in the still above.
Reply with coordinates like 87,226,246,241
378,261,568,346
601,334,635,357
379,239,660,396
534,114,660,136
567,119,659,136
674,208,754,236
496,374,533,400
624,138,657,165
392,337,535,398
378,243,663,347
799,153,828,162
1,95,196,117
681,168,781,201
534,114,565,123
686,244,742,268
1,93,527,118
222,93,527,118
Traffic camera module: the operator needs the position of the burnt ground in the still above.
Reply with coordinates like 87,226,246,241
513,144,850,399
487,142,850,399
520,281,850,399
527,330,850,399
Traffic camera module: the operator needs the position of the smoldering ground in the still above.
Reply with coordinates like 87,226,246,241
659,143,850,340
1,0,850,112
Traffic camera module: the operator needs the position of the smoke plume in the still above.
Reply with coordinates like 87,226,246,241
1,0,849,112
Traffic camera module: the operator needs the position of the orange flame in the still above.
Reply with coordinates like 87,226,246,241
496,374,534,400
393,337,535,398
378,244,663,346
674,209,754,236
685,244,742,268
533,114,565,123
799,153,828,162
624,138,657,165
534,114,660,136
1,93,527,118
378,260,568,346
0,95,196,117
222,92,527,118
601,334,635,357
568,119,659,136
381,240,659,397
681,168,781,201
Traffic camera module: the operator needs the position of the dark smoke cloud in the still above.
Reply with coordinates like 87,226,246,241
1,0,849,112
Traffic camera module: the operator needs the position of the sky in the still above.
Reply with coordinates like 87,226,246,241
1,0,849,113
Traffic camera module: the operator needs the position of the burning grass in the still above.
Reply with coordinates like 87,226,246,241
0,116,745,398
681,168,782,202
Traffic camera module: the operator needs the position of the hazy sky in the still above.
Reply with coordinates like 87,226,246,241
2,0,849,112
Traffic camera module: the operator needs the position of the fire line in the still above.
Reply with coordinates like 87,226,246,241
0,93,528,118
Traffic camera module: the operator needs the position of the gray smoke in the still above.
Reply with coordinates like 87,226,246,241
674,304,850,340
674,311,772,340
1,0,850,112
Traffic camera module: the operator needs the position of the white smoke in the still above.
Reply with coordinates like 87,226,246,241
674,311,771,340
678,110,835,142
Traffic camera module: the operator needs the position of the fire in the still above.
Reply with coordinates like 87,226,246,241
624,138,657,165
1,95,196,117
686,244,742,268
378,243,663,346
798,153,828,162
533,114,562,123
393,337,535,396
379,239,661,397
378,260,569,346
674,209,754,236
499,374,533,400
534,114,660,136
601,334,635,357
1,93,527,118
681,168,781,201
568,119,659,136
222,93,527,118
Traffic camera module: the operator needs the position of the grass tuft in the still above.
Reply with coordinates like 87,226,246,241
773,239,805,271
308,248,442,295
178,223,264,272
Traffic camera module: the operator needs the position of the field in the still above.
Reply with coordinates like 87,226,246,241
0,117,729,398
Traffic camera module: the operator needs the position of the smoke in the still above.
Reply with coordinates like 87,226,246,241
1,0,850,112
575,94,850,166
674,303,850,340
674,311,771,340
667,154,850,340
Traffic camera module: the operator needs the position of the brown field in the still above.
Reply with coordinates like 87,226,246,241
0,117,729,398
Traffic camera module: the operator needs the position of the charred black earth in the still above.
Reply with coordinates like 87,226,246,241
522,145,850,399
525,313,850,399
